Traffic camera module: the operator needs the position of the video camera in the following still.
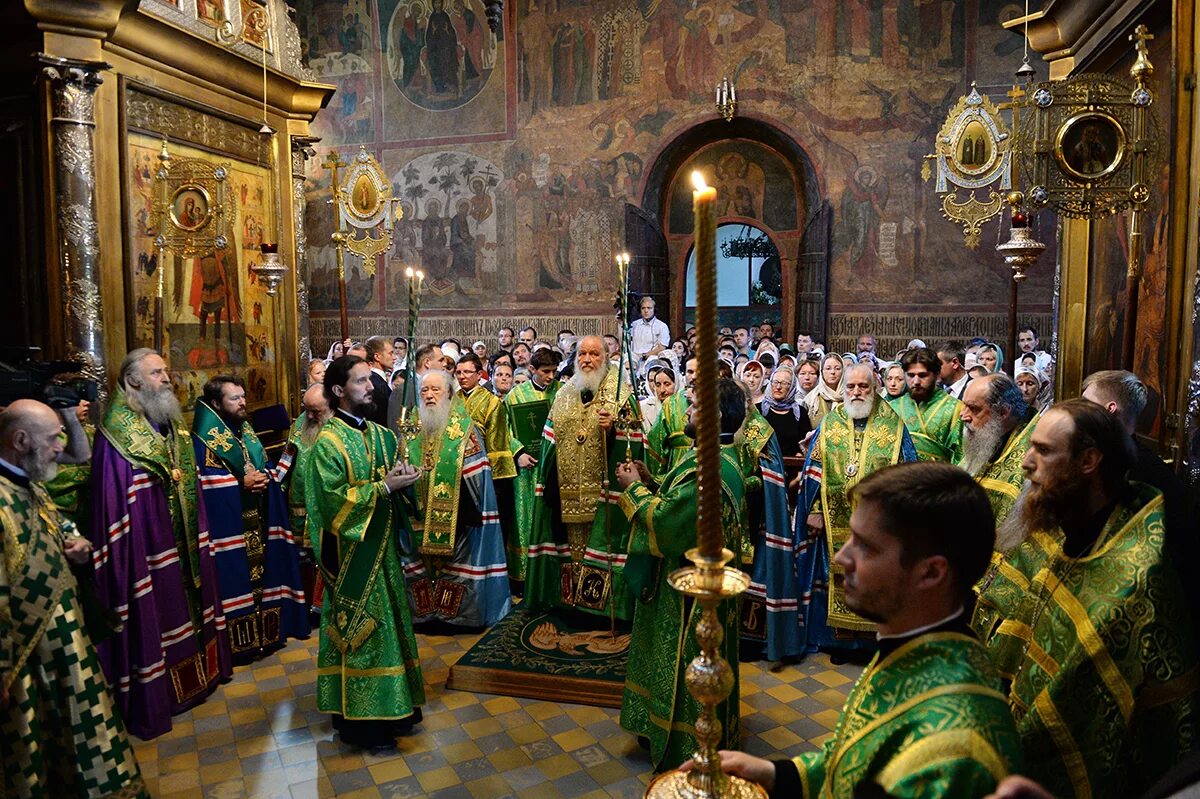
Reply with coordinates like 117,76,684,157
0,346,100,409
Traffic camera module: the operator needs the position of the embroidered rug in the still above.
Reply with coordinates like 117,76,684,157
447,606,630,708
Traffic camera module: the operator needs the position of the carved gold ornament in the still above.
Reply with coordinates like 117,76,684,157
923,84,1013,249
331,146,399,276
1021,29,1161,220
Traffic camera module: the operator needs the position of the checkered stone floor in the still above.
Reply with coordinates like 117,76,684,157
132,622,862,798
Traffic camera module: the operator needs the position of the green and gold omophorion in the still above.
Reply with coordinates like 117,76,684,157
973,483,1199,799
1,470,147,798
618,445,746,771
892,390,963,463
303,416,425,722
786,631,1023,798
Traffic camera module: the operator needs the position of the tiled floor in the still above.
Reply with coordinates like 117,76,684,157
132,621,863,798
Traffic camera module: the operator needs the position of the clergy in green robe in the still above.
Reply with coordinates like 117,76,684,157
645,356,695,482
527,336,643,622
958,373,1037,527
973,401,1199,799
303,356,425,751
893,347,964,462
616,378,748,771
797,364,917,655
711,462,1022,798
504,348,560,585
1,400,147,798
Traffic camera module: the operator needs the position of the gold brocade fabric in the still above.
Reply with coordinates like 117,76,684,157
973,484,1200,799
549,369,625,524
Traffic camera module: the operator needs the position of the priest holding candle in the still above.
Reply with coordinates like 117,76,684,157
614,173,749,772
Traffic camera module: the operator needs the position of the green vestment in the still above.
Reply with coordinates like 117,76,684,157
813,402,908,633
893,391,964,463
1,473,147,798
527,368,644,621
645,392,690,482
618,446,746,770
973,483,1199,799
789,631,1023,798
968,414,1038,528
303,417,425,720
504,378,557,582
463,387,516,479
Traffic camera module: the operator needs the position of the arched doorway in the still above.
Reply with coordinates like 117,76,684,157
627,117,826,344
683,222,782,330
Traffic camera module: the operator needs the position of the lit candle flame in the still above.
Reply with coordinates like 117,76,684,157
691,171,708,192
405,267,414,278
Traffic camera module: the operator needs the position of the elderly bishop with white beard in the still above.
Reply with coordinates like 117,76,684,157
956,373,1038,529
89,349,232,739
402,369,511,628
795,363,916,662
526,335,644,625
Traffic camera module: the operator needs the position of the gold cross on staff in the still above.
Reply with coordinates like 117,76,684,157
322,151,348,195
1130,24,1154,81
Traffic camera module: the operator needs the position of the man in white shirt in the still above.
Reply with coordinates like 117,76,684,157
629,296,669,366
937,339,972,399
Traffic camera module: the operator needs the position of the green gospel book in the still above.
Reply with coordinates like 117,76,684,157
509,399,550,452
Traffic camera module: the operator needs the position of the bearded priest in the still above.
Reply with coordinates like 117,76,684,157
795,362,916,662
90,349,232,739
191,375,307,662
303,355,425,751
527,334,644,623
402,369,511,628
957,373,1038,528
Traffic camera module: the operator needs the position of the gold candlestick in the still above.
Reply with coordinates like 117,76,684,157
644,174,764,799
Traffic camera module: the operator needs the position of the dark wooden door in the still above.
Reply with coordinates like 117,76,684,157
624,203,669,324
796,201,831,342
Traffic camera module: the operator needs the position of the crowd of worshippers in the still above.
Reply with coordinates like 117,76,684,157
2,321,1197,799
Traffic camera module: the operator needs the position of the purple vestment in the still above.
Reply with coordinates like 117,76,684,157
89,432,232,740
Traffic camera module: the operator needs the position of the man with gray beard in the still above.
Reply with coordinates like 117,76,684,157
275,384,333,622
795,362,916,661
89,348,232,739
957,373,1036,528
400,369,510,628
527,334,644,624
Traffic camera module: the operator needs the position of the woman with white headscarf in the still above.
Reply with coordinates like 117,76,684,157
761,365,811,458
736,360,767,406
803,353,844,429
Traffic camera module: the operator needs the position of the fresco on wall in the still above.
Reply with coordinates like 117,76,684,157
303,0,1052,330
376,0,509,141
383,150,504,302
383,0,498,111
125,134,280,411
667,141,799,233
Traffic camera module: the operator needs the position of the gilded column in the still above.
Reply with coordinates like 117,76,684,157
39,55,110,397
291,135,319,377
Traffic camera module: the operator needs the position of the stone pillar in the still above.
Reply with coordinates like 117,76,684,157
291,135,319,379
39,55,110,398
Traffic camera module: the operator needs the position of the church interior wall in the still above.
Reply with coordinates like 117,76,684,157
298,0,1057,356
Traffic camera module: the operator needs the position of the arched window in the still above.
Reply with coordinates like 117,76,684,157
685,222,781,311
